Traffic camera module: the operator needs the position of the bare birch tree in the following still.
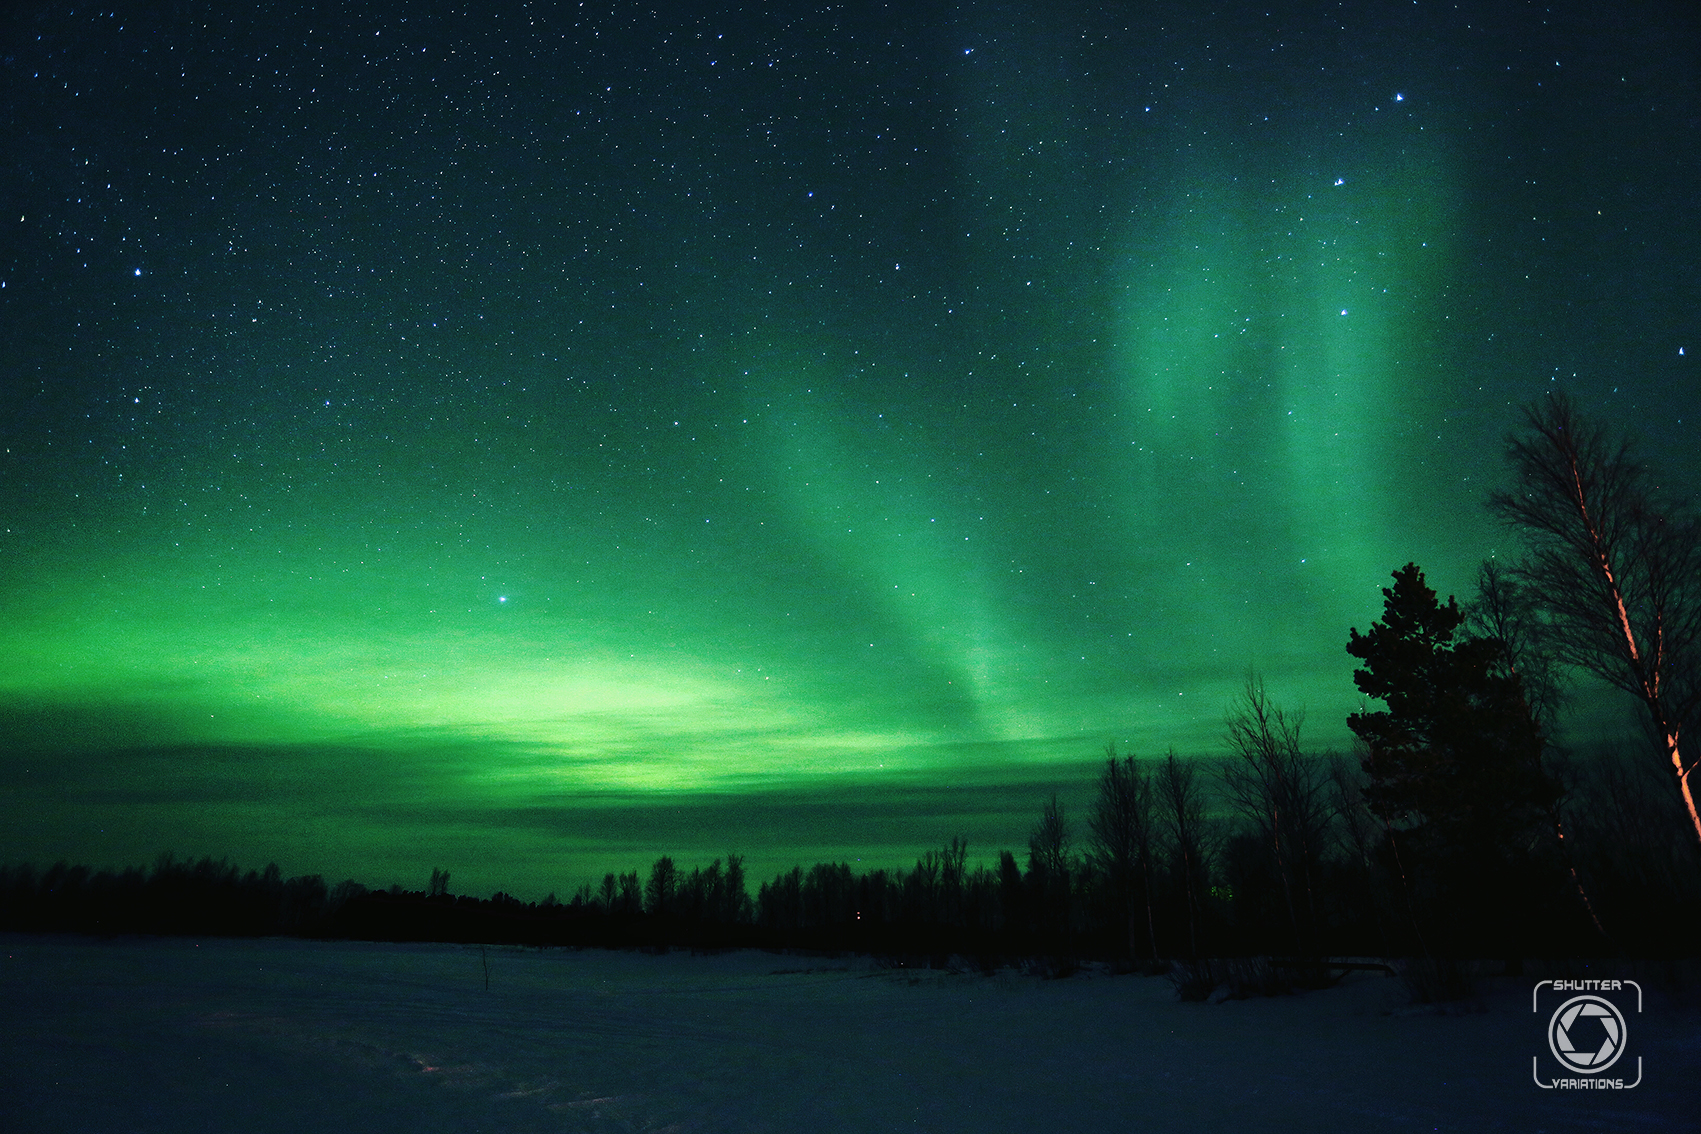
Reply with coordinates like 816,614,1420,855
1158,749,1209,958
1489,393,1701,847
1027,793,1073,946
1220,676,1333,952
1089,744,1159,958
1469,558,1566,730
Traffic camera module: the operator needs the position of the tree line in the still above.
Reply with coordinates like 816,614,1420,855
3,394,1697,962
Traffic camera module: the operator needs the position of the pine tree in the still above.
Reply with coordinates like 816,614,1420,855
1348,564,1558,947
1348,564,1553,850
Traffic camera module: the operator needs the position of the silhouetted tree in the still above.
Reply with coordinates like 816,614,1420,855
721,854,750,923
428,867,451,898
1328,752,1398,954
616,870,642,915
907,848,940,925
1469,559,1566,730
0,853,376,939
960,860,1002,938
1157,750,1210,958
644,856,678,916
1348,563,1561,950
1570,742,1701,949
939,835,968,927
678,860,714,921
1220,677,1334,952
997,849,1026,946
808,862,856,928
1490,393,1701,846
1469,559,1608,941
858,868,894,929
1088,745,1159,959
1028,794,1071,878
758,866,803,932
1349,566,1552,836
1027,794,1073,946
650,855,750,936
329,878,368,913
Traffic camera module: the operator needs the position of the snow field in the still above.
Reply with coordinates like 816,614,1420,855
3,933,1697,1132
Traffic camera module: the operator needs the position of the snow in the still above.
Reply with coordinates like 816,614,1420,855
3,933,1697,1132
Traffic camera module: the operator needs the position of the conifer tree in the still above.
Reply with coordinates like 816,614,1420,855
1348,565,1558,947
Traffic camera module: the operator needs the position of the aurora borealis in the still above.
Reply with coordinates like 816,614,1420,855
3,2,1696,898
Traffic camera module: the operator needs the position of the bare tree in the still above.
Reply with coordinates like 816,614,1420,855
1468,559,1610,942
1158,750,1209,958
1576,742,1701,915
616,870,642,914
1329,750,1397,955
721,853,750,923
1027,793,1071,878
1469,558,1566,730
1028,794,1073,944
1220,676,1333,951
940,835,968,927
1089,744,1159,958
1489,393,1701,846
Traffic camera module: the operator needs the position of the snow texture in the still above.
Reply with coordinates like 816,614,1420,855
3,933,1697,1132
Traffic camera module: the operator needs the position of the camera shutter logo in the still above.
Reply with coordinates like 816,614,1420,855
1547,994,1627,1074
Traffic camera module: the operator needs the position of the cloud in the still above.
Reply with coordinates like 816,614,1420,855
0,689,1125,893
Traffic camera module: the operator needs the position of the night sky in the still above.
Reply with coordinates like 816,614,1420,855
4,2,1697,898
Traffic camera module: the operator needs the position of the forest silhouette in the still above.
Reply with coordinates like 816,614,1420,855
5,395,1699,987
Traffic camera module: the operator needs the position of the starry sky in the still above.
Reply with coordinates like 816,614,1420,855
3,1,1697,898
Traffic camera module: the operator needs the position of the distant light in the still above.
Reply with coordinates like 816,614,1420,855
498,596,508,603
1334,177,1345,186
1340,309,1349,316
133,268,142,276
1394,93,1404,101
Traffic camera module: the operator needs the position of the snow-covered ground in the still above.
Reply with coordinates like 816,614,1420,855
3,933,1696,1132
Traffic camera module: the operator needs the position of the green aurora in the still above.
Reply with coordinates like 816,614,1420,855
2,3,1696,897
